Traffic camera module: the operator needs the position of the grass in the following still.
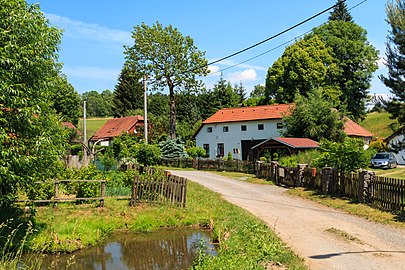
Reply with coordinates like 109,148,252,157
324,227,364,244
287,188,405,228
360,111,397,139
77,117,113,137
24,180,306,269
213,171,273,185
369,167,405,179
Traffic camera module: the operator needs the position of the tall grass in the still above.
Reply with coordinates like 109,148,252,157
0,221,42,270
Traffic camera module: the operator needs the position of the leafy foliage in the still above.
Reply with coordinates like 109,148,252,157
186,146,205,158
135,143,161,166
265,35,340,104
311,20,379,121
282,88,346,142
314,138,374,172
278,150,321,167
380,0,405,125
125,21,209,139
52,75,81,125
0,0,67,207
159,138,188,159
81,90,113,117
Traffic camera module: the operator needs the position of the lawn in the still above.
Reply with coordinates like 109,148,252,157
360,111,397,139
369,166,405,179
78,117,113,138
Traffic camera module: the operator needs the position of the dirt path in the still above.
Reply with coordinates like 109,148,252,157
171,170,405,270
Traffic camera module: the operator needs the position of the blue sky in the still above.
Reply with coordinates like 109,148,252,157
28,0,390,96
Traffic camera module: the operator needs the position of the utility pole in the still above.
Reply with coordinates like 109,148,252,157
143,75,148,144
83,101,88,165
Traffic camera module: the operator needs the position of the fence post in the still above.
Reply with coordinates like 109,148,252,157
321,167,334,194
358,170,375,203
271,161,279,185
100,181,106,207
54,180,59,200
296,164,307,187
130,175,138,207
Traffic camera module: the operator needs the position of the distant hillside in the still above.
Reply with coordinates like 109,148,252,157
78,117,113,139
360,112,397,139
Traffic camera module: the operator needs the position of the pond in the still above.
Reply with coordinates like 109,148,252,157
39,228,216,270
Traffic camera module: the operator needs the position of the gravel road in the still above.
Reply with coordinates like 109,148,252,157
171,170,405,270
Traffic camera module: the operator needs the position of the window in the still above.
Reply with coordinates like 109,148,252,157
258,124,264,130
241,125,247,131
217,143,224,157
223,126,229,132
203,144,209,156
233,148,239,154
277,122,283,129
207,127,212,133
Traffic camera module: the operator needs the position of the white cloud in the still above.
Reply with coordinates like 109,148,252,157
46,13,132,44
63,66,120,80
208,65,220,75
377,57,386,68
225,69,257,83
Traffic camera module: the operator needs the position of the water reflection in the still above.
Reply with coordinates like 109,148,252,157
40,228,216,270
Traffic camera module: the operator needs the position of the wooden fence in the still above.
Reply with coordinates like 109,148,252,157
130,169,187,207
19,180,106,207
256,162,405,212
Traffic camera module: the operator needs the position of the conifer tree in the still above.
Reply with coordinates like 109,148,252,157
380,0,405,125
112,66,144,117
329,0,353,22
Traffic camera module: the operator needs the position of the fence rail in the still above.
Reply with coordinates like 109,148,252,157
18,179,106,206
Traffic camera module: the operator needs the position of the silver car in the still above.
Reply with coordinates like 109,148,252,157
370,152,397,169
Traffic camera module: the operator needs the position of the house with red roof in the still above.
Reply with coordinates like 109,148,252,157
90,115,144,146
194,104,373,160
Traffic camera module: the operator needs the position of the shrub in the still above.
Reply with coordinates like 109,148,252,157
278,150,321,167
186,146,205,158
135,144,161,166
159,138,188,159
368,139,389,152
259,157,268,162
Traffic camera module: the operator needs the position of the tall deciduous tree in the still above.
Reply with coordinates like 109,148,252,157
0,0,66,207
125,21,209,139
52,75,80,125
112,65,143,118
380,0,405,125
265,35,340,104
312,11,379,121
81,90,113,117
282,88,346,142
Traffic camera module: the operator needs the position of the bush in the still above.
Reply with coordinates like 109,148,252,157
100,147,118,171
135,144,161,166
186,146,205,158
259,157,268,162
314,138,371,172
159,138,188,159
368,139,389,152
278,150,321,167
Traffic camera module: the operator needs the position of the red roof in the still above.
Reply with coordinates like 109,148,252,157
344,118,373,138
91,116,144,141
274,137,319,148
62,122,82,135
203,104,294,124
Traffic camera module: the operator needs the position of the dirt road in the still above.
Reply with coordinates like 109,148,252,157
171,170,405,270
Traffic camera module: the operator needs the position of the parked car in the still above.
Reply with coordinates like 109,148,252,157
370,152,397,169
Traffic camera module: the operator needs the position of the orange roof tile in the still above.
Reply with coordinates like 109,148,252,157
344,118,373,138
62,121,82,135
203,104,294,124
91,116,144,140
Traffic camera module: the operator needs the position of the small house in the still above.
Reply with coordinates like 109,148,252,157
385,127,405,165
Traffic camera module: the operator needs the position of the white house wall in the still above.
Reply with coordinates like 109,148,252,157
388,134,405,165
195,120,284,159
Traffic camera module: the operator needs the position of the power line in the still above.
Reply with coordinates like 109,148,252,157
206,0,368,78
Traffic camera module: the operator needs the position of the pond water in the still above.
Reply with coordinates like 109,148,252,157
39,228,216,270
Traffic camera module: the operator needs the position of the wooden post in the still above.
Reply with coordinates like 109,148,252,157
100,181,106,207
54,180,59,200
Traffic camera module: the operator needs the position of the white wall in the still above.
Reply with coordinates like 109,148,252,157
195,120,284,159
388,134,405,165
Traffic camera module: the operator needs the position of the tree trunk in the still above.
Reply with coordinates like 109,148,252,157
169,85,176,139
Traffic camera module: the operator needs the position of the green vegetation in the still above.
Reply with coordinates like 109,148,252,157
360,112,397,139
287,188,405,228
324,227,364,244
78,117,112,137
22,180,305,269
370,167,405,180
213,171,272,185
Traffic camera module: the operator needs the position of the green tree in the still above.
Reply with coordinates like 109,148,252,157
380,0,405,125
234,81,247,104
315,138,371,172
211,75,240,110
282,88,346,142
159,138,188,159
312,17,379,121
81,90,113,117
265,35,340,104
329,0,353,22
125,21,209,139
112,65,144,117
0,0,67,207
52,75,80,125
